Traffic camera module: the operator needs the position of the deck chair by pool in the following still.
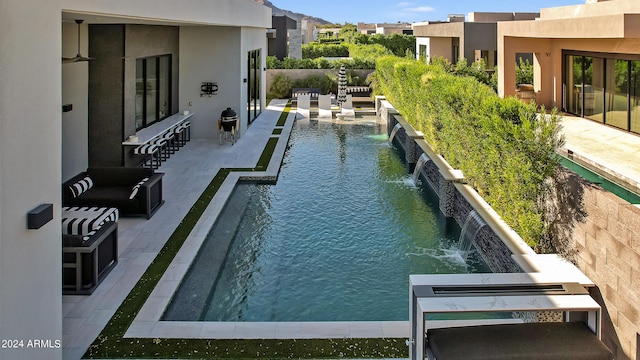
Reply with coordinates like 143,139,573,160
297,93,310,119
339,94,355,119
318,94,332,118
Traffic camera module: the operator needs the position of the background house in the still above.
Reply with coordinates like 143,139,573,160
0,1,270,359
498,0,640,133
413,12,538,69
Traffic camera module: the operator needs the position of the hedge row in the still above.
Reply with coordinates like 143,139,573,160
302,43,349,59
267,56,375,70
375,56,564,248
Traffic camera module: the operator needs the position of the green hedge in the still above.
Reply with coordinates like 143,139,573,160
375,56,564,248
266,56,375,70
302,43,349,59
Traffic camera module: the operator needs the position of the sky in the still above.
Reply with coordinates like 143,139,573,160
268,0,585,24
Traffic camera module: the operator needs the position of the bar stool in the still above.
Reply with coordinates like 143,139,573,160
150,137,169,162
173,124,186,147
182,121,191,142
162,131,177,155
134,144,160,169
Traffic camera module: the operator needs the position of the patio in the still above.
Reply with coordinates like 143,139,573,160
61,102,640,359
62,101,289,359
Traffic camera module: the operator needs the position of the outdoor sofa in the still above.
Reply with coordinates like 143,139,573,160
62,167,164,219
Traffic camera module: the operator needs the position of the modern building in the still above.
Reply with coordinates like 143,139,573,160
498,0,640,135
357,22,377,35
269,15,298,60
0,1,270,359
413,12,538,69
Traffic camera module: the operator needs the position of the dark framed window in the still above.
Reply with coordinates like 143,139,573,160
247,49,261,124
136,55,171,131
563,50,640,134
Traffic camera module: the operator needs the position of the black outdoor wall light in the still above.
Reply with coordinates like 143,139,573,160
201,82,218,97
27,203,53,230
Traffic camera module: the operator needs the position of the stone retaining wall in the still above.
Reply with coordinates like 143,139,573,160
379,99,527,273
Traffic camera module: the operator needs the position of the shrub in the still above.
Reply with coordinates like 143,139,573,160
268,73,293,99
353,33,416,58
375,56,564,247
348,44,392,62
302,43,349,59
292,74,337,94
266,57,375,70
516,57,534,85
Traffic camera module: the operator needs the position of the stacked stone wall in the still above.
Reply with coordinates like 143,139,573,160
568,171,640,359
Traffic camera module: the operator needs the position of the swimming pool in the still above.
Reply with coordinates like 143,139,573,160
163,117,490,322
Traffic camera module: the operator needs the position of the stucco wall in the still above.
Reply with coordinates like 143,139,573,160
62,21,89,181
429,37,453,63
180,26,243,139
0,0,63,359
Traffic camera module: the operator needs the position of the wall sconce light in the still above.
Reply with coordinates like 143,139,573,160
27,203,53,230
200,82,218,97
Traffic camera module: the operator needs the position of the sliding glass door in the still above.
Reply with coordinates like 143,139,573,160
564,51,640,134
247,49,261,124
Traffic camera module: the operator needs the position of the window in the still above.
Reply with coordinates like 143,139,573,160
247,49,261,124
136,55,171,131
564,51,640,134
419,45,427,62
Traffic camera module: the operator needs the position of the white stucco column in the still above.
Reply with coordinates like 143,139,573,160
0,0,63,359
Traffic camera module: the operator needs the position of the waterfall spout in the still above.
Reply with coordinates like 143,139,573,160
458,210,487,261
412,153,431,185
388,123,402,146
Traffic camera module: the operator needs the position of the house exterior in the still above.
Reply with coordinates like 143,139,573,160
498,0,640,135
0,0,270,359
413,12,539,69
269,16,298,60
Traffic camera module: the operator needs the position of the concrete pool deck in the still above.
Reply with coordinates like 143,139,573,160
62,103,640,359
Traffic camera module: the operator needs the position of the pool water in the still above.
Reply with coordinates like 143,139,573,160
164,118,490,322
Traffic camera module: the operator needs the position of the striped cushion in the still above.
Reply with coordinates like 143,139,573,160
62,207,119,236
129,177,150,199
134,144,158,155
69,176,94,198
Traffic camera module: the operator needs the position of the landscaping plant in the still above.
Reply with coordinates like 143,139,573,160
375,56,565,249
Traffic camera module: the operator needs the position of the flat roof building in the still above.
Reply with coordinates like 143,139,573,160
1,1,270,359
498,0,640,135
413,12,538,69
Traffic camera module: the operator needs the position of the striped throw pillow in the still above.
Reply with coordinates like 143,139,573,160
69,176,94,198
129,177,150,199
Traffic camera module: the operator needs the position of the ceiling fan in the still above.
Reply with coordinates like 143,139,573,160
62,19,93,63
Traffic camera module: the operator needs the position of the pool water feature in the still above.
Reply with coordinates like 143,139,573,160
164,118,490,322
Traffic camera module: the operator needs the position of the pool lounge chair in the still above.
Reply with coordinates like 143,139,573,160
339,94,355,119
318,94,332,118
297,93,311,119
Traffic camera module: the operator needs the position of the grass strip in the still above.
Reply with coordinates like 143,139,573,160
84,104,406,358
254,137,279,172
275,101,291,127
272,128,282,135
